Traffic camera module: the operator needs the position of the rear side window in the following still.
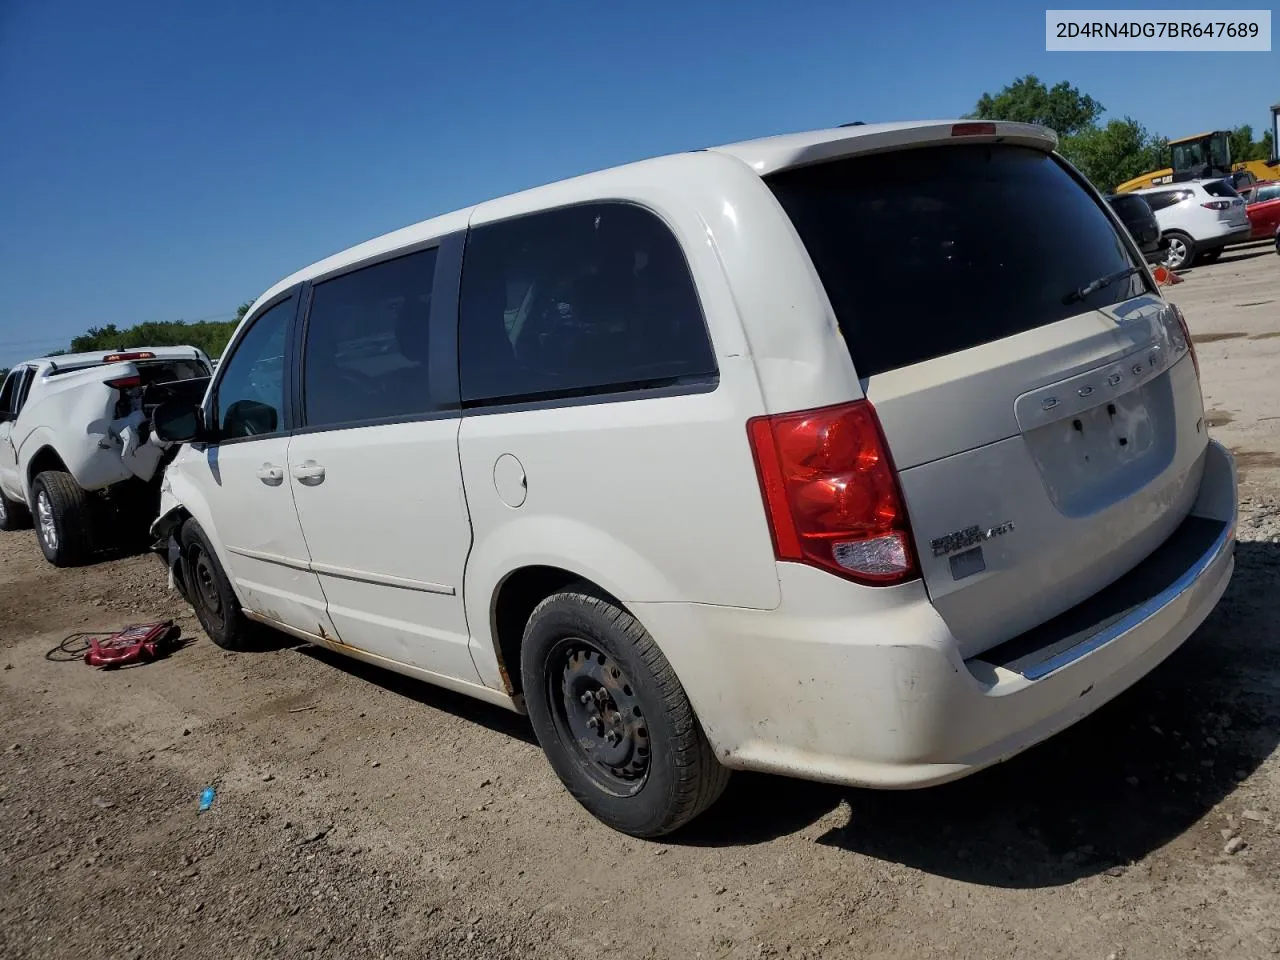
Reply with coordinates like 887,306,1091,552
301,248,440,429
1252,185,1280,204
1141,190,1190,213
1201,180,1240,199
458,202,716,406
767,145,1147,377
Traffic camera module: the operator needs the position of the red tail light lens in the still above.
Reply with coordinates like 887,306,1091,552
105,375,143,391
951,122,996,137
747,401,918,585
104,351,155,363
1170,303,1199,380
1201,200,1231,211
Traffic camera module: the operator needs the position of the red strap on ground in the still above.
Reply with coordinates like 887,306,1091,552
84,622,177,668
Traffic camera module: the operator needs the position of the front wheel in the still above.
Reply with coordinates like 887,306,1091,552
1162,232,1196,270
180,518,251,651
521,585,729,837
32,471,94,566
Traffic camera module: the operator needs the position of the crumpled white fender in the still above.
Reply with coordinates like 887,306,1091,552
110,410,168,482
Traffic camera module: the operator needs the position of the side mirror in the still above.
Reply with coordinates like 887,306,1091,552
152,400,204,443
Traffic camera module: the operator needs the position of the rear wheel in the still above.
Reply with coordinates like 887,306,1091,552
1162,231,1195,270
180,518,250,651
0,490,31,532
32,471,94,566
521,584,729,837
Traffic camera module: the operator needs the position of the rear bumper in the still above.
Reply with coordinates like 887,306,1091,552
639,440,1236,788
1210,224,1253,247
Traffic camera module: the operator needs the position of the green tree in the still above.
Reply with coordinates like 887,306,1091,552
1228,124,1274,163
236,299,254,321
68,319,239,359
970,75,1104,138
1060,118,1166,193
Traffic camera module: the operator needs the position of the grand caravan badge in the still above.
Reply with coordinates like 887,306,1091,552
930,521,1015,557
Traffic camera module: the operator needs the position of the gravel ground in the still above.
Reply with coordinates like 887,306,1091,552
1,248,1278,960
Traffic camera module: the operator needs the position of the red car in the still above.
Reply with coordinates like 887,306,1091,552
1239,180,1280,240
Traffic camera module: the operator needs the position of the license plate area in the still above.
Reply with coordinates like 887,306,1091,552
1020,375,1177,518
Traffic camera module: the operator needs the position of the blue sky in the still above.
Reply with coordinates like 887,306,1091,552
1,0,1276,367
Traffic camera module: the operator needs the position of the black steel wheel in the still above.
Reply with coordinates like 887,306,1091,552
547,638,652,795
521,583,729,837
180,518,250,651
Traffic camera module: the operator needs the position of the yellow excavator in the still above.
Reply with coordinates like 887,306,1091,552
1113,101,1280,193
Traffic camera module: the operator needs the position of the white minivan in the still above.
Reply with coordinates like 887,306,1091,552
152,120,1237,837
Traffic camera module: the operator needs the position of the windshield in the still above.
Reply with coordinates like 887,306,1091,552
766,144,1147,377
1172,134,1230,173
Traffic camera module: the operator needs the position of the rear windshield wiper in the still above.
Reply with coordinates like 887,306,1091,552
1062,265,1142,306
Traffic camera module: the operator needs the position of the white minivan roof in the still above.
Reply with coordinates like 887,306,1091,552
248,120,1058,313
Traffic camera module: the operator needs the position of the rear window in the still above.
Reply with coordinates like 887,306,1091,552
1201,180,1240,199
136,359,210,384
767,145,1148,377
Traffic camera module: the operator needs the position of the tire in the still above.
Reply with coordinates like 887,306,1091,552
180,518,251,651
1196,247,1223,265
32,471,94,566
0,489,31,532
521,584,730,837
1162,231,1195,270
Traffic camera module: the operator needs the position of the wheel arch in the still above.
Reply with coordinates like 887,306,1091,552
468,518,686,702
24,444,70,500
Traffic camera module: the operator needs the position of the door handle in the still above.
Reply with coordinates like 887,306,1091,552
292,460,326,486
256,463,284,486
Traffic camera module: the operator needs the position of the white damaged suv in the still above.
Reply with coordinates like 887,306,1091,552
0,347,212,565
151,120,1236,837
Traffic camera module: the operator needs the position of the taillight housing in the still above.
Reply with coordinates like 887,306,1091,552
105,375,143,391
747,400,919,585
950,122,996,137
1201,200,1231,211
1168,303,1199,380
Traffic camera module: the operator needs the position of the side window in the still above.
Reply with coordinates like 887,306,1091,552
14,368,35,414
1144,191,1178,212
0,370,17,418
213,296,293,440
458,202,716,406
301,247,439,429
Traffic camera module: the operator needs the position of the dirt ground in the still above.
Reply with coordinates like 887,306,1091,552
2,246,1279,960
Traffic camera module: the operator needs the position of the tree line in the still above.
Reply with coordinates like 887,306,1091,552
1,301,252,380
970,75,1274,192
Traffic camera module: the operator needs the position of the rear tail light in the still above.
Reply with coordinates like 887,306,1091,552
950,122,996,137
747,400,918,585
1168,303,1199,380
105,375,143,391
1201,200,1231,211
